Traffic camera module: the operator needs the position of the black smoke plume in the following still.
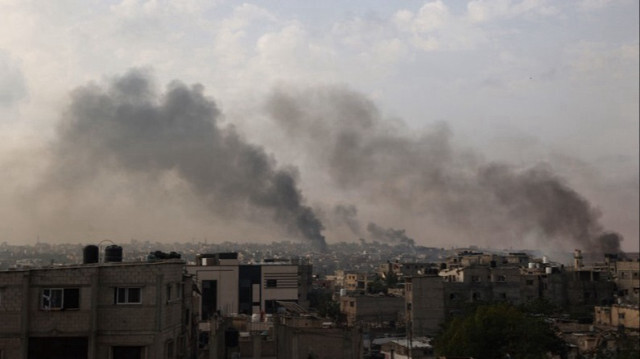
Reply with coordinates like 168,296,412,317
266,85,623,254
367,223,416,246
46,70,326,250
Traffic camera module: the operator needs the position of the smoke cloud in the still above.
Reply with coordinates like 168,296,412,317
367,223,416,247
40,70,326,250
266,85,623,254
333,204,362,235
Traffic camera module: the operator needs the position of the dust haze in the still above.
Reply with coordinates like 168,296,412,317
0,71,629,254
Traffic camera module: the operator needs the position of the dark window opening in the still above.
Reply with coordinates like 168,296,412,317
29,337,88,359
201,280,217,320
115,287,141,304
112,346,143,359
41,288,79,310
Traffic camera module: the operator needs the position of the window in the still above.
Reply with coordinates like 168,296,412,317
499,292,507,300
41,288,79,310
176,283,182,299
618,313,625,319
526,279,534,286
496,275,506,282
266,279,277,288
166,284,172,302
471,275,480,282
115,287,141,304
349,301,355,307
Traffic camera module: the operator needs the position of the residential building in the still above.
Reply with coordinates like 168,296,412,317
406,252,616,336
186,253,312,318
0,251,197,359
595,304,640,330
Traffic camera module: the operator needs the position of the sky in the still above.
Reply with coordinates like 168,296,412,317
0,0,638,253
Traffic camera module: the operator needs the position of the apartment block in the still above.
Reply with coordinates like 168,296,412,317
0,257,196,359
186,253,312,318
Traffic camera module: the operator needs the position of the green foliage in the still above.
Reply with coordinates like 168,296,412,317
367,274,387,294
385,270,398,288
308,288,341,320
433,303,565,359
318,299,341,320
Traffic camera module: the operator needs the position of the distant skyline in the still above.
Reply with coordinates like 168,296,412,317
0,0,637,252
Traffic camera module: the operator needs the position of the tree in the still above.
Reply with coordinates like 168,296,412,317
434,303,565,359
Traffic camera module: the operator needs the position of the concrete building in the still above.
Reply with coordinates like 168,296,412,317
406,252,616,336
336,271,368,292
595,304,640,330
186,253,312,318
613,259,640,302
0,255,197,359
339,294,405,327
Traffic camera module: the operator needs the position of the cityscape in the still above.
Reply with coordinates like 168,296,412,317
0,1,638,358
0,240,638,358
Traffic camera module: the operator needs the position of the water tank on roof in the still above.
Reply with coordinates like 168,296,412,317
105,245,123,262
83,245,99,264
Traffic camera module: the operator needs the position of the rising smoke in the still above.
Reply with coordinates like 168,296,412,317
9,71,625,255
41,70,327,250
265,85,624,254
367,223,416,247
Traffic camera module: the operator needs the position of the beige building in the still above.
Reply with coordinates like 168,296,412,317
0,257,197,359
338,271,368,292
186,253,312,318
595,304,640,330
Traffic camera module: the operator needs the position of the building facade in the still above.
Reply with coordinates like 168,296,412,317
186,253,312,318
0,259,196,359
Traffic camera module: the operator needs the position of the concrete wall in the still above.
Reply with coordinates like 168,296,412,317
261,265,299,313
340,295,404,327
406,276,445,337
187,265,239,315
275,324,362,359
